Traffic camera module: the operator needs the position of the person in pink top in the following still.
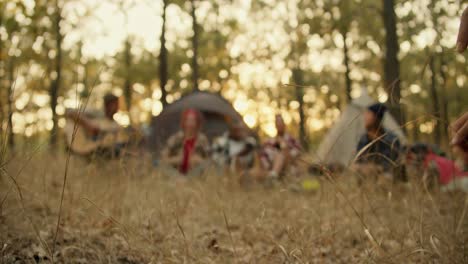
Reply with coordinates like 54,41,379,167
260,114,302,179
406,144,467,189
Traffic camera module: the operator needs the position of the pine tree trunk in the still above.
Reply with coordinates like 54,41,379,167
77,42,88,99
438,53,449,145
191,0,199,91
49,2,62,146
159,0,168,107
124,38,132,111
382,0,403,125
7,58,14,148
341,29,352,103
411,112,419,142
429,56,441,145
292,68,308,149
0,8,5,135
82,62,89,98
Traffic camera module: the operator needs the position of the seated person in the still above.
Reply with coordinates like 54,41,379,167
453,144,468,172
259,114,302,179
212,118,257,173
406,143,468,190
160,109,210,176
65,93,128,158
354,103,401,179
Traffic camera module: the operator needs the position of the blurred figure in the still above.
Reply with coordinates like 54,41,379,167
212,118,257,173
65,93,129,158
449,7,468,179
456,6,468,53
259,114,302,179
354,103,401,179
406,143,467,191
452,145,468,172
66,93,120,136
451,112,468,154
160,109,209,176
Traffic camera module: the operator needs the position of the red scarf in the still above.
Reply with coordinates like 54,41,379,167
180,137,197,174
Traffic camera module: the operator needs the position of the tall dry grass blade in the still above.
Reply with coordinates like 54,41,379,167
175,212,190,260
81,197,139,244
0,68,52,257
419,207,424,261
364,228,384,257
222,210,238,261
351,133,388,166
298,160,389,257
51,67,103,261
0,139,53,260
5,164,53,259
0,143,45,209
429,234,442,258
456,196,468,235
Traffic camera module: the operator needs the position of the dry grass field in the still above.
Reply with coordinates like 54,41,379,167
1,151,467,263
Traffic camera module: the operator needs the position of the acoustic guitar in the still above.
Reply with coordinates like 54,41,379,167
64,116,129,155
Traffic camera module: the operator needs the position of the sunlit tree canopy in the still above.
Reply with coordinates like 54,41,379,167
0,0,466,146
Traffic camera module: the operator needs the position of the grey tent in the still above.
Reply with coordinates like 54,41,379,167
148,91,248,153
315,90,407,166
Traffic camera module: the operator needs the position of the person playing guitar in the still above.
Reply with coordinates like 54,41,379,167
65,93,129,158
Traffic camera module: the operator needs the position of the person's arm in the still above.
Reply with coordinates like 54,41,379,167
456,7,468,53
65,109,99,136
167,155,183,166
161,134,182,166
198,134,211,158
190,153,204,167
451,112,468,149
289,137,302,158
449,8,468,155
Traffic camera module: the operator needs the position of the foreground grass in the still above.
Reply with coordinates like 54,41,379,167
1,152,467,263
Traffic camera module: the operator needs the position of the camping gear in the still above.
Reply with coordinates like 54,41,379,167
148,91,250,154
316,89,407,166
301,179,320,191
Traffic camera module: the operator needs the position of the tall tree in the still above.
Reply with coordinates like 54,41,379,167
340,27,352,103
49,0,63,146
382,0,403,124
428,55,441,145
438,54,449,143
292,68,307,149
7,58,14,147
159,0,168,106
190,0,199,91
0,1,22,147
117,0,137,112
123,38,132,111
0,3,4,127
332,0,356,103
428,0,451,145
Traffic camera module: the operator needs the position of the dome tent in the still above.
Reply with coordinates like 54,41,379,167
148,91,249,153
315,89,407,166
